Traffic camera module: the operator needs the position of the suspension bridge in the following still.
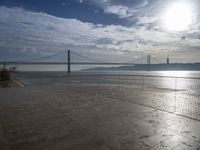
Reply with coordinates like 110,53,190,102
0,50,166,73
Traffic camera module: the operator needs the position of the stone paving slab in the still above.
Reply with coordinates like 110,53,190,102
0,84,200,150
104,87,200,121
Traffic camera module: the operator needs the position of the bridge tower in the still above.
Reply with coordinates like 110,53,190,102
147,55,151,71
147,55,151,64
167,57,170,64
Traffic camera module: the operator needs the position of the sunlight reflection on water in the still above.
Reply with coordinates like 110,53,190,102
160,71,190,77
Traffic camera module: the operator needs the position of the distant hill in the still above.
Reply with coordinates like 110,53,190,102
83,63,200,71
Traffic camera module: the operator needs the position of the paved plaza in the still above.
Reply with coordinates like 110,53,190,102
0,74,200,150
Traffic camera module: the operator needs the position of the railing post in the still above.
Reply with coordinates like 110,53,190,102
118,75,121,89
142,76,144,91
174,77,177,113
3,61,6,70
81,76,83,88
67,50,71,74
175,77,177,91
98,76,101,88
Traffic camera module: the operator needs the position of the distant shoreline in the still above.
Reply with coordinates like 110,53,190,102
84,63,200,71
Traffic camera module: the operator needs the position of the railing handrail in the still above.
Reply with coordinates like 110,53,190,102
12,72,200,80
66,74,200,80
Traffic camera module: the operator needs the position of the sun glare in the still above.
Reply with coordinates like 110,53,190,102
162,1,193,31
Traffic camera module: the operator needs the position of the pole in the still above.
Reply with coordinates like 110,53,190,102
68,50,71,74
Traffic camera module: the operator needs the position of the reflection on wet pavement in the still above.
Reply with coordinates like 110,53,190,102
0,82,200,150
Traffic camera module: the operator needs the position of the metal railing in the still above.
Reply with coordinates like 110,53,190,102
11,72,200,121
62,74,200,120
62,74,200,94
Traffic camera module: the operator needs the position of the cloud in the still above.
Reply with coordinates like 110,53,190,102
83,0,149,18
79,0,83,3
0,6,200,62
104,5,133,18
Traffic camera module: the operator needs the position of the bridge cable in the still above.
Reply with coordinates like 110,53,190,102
20,51,66,62
71,51,103,63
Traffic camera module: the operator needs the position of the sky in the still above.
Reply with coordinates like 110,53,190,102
0,0,200,63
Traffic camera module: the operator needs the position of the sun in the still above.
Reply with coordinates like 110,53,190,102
162,1,193,31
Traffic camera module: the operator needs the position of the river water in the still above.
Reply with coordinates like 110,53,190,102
1,64,200,78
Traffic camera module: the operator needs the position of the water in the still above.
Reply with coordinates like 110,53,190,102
3,64,199,97
80,70,200,78
0,64,124,72
1,64,200,78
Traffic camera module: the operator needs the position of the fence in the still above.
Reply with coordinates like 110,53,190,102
62,74,200,93
61,74,200,120
12,72,200,120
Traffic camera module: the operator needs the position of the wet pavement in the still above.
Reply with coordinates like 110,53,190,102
0,73,200,150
